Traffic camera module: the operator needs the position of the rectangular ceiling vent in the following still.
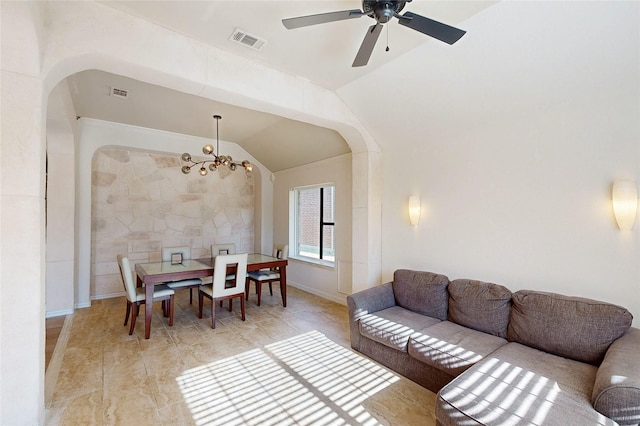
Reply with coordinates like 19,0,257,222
229,28,267,51
110,87,129,99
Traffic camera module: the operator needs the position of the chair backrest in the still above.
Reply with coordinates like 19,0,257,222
272,244,289,260
117,255,137,302
211,243,236,257
162,246,191,262
212,253,248,297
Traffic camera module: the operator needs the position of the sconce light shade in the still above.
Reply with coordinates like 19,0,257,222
612,180,638,230
409,195,421,226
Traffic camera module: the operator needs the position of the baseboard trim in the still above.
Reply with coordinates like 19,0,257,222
288,281,347,306
45,308,74,318
91,291,125,300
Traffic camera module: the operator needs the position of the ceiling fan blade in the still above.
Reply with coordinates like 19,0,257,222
398,11,466,45
352,24,383,67
282,9,364,29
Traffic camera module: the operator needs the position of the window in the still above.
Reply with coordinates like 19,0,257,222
291,184,335,264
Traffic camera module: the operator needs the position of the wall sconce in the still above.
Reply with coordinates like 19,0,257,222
612,180,638,230
408,195,421,226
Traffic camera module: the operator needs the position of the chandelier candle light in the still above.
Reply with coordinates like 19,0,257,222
181,114,253,175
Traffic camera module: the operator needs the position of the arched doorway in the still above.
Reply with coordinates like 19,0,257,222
2,3,382,423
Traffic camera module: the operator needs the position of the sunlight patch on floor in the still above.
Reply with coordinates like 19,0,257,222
177,330,399,425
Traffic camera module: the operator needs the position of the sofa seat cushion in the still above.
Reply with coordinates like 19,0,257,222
508,290,633,365
409,321,507,376
359,306,441,352
436,342,615,426
448,279,512,338
393,269,449,320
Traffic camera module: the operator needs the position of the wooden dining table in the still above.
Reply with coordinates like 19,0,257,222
135,253,288,339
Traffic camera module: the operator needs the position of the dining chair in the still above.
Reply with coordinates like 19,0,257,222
211,243,237,282
161,246,202,304
117,254,175,335
245,244,288,306
198,253,248,329
211,243,236,256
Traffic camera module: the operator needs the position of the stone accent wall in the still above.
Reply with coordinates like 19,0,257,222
91,148,254,298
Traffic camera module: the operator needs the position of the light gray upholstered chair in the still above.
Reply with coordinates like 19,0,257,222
198,253,248,329
117,254,174,335
161,246,202,304
245,244,288,306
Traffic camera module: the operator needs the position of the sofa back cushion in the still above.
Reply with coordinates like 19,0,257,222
508,290,633,365
392,269,449,320
448,279,512,338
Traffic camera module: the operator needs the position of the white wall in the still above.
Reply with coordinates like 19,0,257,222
273,154,352,304
379,86,639,320
339,1,640,326
0,2,47,423
45,81,77,317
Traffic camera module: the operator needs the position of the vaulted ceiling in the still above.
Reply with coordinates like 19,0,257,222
67,1,496,171
66,1,635,173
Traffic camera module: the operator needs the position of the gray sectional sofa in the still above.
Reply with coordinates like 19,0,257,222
347,269,640,425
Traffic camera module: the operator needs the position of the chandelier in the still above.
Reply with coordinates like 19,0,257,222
180,114,253,175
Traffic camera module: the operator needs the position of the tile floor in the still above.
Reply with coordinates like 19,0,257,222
45,286,437,425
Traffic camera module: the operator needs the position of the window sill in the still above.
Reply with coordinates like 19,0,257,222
289,256,336,270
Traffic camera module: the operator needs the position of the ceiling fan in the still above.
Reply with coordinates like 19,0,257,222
282,0,466,67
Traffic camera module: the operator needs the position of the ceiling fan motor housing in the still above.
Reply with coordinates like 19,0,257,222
364,0,407,23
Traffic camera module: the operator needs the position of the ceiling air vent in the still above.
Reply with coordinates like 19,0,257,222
110,87,129,99
229,28,267,51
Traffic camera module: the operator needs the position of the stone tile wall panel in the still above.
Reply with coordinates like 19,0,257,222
91,147,254,298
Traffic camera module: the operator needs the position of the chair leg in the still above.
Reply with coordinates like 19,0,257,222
162,300,168,317
245,278,250,301
189,288,193,304
124,301,131,326
198,291,204,319
269,282,273,296
129,302,138,335
257,282,262,306
211,297,217,329
240,294,246,321
228,299,232,312
168,295,174,326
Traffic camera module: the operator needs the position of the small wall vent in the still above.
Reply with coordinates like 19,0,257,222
110,87,129,99
229,28,267,51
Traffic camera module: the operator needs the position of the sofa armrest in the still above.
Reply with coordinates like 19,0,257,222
346,282,396,351
592,327,640,424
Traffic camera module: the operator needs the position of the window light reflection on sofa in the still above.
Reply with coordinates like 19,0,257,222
411,335,482,371
437,357,608,425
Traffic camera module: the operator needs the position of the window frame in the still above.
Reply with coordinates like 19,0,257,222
289,183,336,266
